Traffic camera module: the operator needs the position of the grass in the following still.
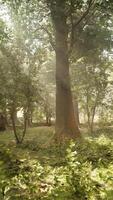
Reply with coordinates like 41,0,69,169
0,126,113,165
1,126,113,199
0,126,54,143
0,127,58,165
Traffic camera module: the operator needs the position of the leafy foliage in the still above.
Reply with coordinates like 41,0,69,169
0,133,113,199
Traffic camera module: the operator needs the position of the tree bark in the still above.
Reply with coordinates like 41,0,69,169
10,112,20,144
73,96,80,126
52,2,80,140
90,92,99,133
0,114,6,132
10,108,27,144
46,115,51,126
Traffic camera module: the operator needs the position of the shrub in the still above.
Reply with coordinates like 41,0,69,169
1,136,113,199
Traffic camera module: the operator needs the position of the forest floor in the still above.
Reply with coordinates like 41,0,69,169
0,127,55,164
0,126,113,199
0,126,113,165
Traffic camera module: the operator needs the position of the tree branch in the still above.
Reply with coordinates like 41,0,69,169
74,0,95,28
41,26,56,51
35,23,56,51
69,0,96,55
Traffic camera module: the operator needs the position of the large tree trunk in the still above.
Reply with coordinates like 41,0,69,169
53,2,80,140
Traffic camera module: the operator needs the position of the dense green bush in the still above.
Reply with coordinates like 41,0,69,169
0,135,113,199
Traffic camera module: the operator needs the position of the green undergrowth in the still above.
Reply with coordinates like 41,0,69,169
0,128,113,199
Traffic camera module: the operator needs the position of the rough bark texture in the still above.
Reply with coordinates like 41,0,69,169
50,1,80,140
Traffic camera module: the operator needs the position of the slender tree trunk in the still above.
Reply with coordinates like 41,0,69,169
25,108,32,127
46,115,51,126
10,112,20,144
3,106,9,128
0,114,6,131
11,108,27,144
90,114,94,133
19,112,27,143
73,96,80,126
53,4,80,140
86,89,91,131
90,93,99,133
